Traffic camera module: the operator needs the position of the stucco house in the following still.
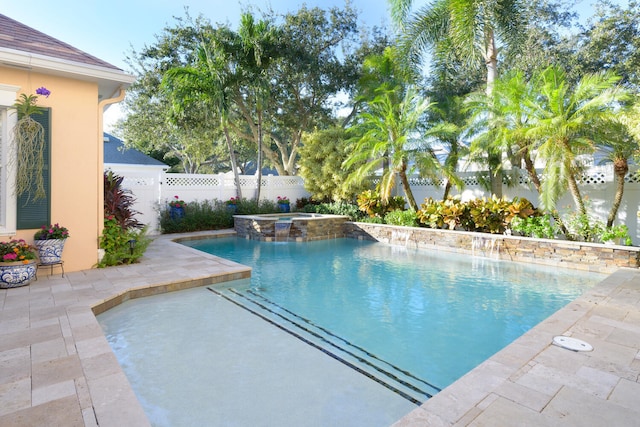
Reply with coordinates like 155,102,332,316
0,14,135,271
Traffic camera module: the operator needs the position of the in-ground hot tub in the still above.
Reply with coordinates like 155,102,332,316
233,213,350,242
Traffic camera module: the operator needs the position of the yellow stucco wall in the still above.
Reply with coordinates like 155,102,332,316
2,67,103,272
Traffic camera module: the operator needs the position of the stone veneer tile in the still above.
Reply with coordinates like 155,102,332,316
543,386,640,425
0,395,84,427
0,347,30,384
31,337,68,364
494,380,553,412
74,335,113,360
88,372,151,427
608,378,640,411
0,377,31,417
81,351,123,382
74,376,93,411
0,324,61,353
31,354,83,389
32,378,76,406
391,406,449,427
468,396,562,427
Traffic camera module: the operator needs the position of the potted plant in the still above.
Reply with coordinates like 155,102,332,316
169,195,186,220
226,197,238,213
277,196,290,213
34,223,70,265
0,239,37,288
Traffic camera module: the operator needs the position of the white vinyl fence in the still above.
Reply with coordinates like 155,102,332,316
111,166,640,244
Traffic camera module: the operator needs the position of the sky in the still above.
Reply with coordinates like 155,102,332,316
1,0,628,129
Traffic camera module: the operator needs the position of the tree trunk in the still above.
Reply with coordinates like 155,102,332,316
607,159,628,227
399,161,418,211
223,124,243,200
485,31,502,197
567,173,586,216
256,108,263,202
522,150,541,193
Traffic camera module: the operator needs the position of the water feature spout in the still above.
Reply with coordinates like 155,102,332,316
471,235,501,259
275,221,292,242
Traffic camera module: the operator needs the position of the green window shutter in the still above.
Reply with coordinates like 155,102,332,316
17,108,51,229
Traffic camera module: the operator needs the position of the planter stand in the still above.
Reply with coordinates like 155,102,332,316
37,260,64,278
34,239,66,277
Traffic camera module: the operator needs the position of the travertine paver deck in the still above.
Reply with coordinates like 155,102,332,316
1,230,640,426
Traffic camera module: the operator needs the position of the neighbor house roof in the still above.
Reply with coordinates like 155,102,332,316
0,14,135,99
104,133,168,168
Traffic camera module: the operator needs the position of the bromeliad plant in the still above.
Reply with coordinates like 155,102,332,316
276,196,290,205
0,239,36,263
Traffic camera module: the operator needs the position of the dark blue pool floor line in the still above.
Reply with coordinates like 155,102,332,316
206,286,441,405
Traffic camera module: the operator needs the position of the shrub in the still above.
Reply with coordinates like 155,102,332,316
510,215,557,239
100,171,148,267
599,224,632,245
161,199,234,233
313,201,363,220
356,190,405,217
418,196,541,234
562,212,604,242
160,198,282,234
98,216,150,267
385,209,419,227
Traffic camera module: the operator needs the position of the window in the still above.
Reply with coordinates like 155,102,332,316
0,84,19,236
16,108,51,229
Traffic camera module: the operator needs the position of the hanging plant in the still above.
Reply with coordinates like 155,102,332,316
12,87,50,202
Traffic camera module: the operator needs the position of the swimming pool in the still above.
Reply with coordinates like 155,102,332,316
99,237,605,425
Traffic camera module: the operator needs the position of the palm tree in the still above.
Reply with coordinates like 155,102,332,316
466,70,541,192
236,13,278,201
162,36,244,199
598,118,639,227
525,66,630,216
345,47,434,211
388,0,525,197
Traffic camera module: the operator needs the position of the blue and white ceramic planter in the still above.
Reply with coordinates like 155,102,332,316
0,261,37,288
35,239,66,265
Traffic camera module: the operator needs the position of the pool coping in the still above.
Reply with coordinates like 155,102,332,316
2,230,640,426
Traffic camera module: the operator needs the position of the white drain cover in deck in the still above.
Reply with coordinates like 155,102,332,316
552,336,593,352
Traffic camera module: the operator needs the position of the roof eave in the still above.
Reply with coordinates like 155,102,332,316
0,47,136,100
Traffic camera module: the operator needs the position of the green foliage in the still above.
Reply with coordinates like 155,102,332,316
359,216,385,224
417,196,541,234
310,201,364,221
600,224,633,246
298,127,369,201
510,216,557,239
160,198,281,233
100,171,149,267
104,171,144,229
571,1,640,90
98,217,150,267
562,212,605,242
356,190,405,218
385,209,419,227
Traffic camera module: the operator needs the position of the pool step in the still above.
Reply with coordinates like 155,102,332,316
207,285,440,405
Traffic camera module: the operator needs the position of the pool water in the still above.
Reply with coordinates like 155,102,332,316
99,237,604,426
187,238,602,388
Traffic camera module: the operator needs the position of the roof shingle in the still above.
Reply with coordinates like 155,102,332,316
0,13,121,71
